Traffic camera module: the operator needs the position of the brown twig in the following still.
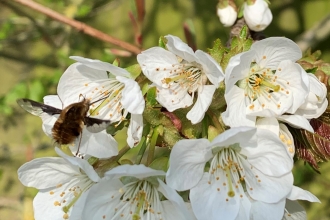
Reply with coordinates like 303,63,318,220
11,0,142,55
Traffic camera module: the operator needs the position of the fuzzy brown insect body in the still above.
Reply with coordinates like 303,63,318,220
17,98,111,150
52,99,90,145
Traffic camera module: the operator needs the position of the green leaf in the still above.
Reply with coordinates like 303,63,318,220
207,39,227,65
28,80,45,101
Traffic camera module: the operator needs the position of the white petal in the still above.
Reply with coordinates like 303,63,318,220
225,51,255,91
251,37,302,69
159,201,197,220
33,185,71,220
195,50,224,86
105,164,165,180
243,129,293,176
222,86,256,127
71,129,118,159
166,139,212,191
137,47,180,86
127,113,143,148
276,61,309,113
57,63,108,107
70,56,130,77
68,188,91,220
287,186,320,203
190,173,244,220
157,179,194,220
43,95,63,109
282,200,307,220
55,147,100,182
165,35,197,63
156,84,193,112
81,179,124,220
246,169,293,203
116,75,145,114
210,126,257,149
256,117,280,135
277,115,313,132
187,85,216,124
18,157,79,189
250,199,285,220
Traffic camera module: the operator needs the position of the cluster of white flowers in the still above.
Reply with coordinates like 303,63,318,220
17,33,326,219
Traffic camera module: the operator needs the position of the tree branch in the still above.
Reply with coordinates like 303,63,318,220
11,0,142,55
296,13,330,52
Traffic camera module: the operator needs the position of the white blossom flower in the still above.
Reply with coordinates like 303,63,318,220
59,56,145,147
137,35,224,124
17,147,100,220
244,0,273,31
81,164,195,220
295,73,328,119
166,127,294,220
41,95,118,159
222,37,310,128
217,3,237,27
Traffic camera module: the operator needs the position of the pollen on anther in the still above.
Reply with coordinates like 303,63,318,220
63,213,69,219
249,104,254,110
217,188,220,191
277,104,281,108
208,181,211,184
262,104,265,108
262,55,266,59
156,68,160,71
84,83,88,86
50,191,54,195
54,201,61,206
278,68,282,71
240,194,243,198
226,198,229,202
103,215,106,219
56,183,62,188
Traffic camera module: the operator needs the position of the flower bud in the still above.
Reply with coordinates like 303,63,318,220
244,0,272,31
217,2,237,27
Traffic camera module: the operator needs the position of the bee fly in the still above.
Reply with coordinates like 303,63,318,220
17,96,111,154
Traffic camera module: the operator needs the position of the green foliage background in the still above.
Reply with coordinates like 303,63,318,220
0,0,329,219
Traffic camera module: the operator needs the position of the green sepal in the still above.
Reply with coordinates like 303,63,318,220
208,125,220,142
112,58,120,67
125,64,141,79
149,156,169,172
146,86,158,107
120,159,134,165
159,36,167,49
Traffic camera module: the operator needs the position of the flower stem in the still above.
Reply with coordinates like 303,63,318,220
135,136,147,164
147,126,160,166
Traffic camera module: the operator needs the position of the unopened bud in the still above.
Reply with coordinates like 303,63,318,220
244,0,272,31
217,2,237,27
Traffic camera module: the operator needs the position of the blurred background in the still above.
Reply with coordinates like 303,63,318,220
0,0,329,219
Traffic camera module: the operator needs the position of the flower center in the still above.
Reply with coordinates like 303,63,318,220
84,78,126,122
161,62,205,94
238,64,280,102
112,180,164,219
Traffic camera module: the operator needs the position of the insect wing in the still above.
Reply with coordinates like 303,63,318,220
85,117,111,133
17,98,62,116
